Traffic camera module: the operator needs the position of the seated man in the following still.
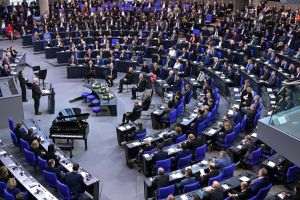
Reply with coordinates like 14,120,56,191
118,67,134,93
250,168,270,195
177,168,196,190
152,167,169,189
185,133,205,152
200,163,219,186
63,163,85,199
202,181,224,200
131,73,147,99
47,159,63,180
228,182,251,200
105,63,117,87
122,101,143,124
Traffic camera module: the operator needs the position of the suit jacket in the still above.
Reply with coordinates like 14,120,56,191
106,68,117,79
64,172,85,196
204,187,224,200
152,174,169,189
235,188,251,200
124,72,134,83
137,79,147,91
32,83,42,99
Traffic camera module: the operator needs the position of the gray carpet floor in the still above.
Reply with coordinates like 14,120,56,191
0,39,287,200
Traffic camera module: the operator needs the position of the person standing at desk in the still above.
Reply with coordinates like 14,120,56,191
18,70,27,102
131,73,147,100
64,163,85,199
32,78,42,115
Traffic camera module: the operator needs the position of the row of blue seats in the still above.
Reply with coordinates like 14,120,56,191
8,119,75,200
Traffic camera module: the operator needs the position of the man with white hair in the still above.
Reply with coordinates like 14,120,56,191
152,167,169,189
32,78,42,115
131,73,147,100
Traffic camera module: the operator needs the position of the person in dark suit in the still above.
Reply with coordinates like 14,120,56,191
131,73,147,99
203,181,224,200
64,163,85,199
86,59,96,84
23,128,36,144
152,167,169,189
18,71,27,102
250,168,270,196
177,168,196,190
200,163,219,186
43,144,59,162
13,123,25,143
122,101,143,124
105,63,117,87
153,144,168,162
118,67,134,93
47,159,63,180
32,78,42,115
228,182,251,200
240,86,253,108
185,134,204,151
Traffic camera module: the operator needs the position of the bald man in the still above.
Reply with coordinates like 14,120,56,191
32,78,42,115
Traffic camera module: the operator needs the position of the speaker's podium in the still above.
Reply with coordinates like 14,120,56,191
257,106,300,166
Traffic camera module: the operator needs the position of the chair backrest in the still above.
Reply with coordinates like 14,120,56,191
37,156,48,171
240,115,247,132
4,189,15,200
135,129,147,141
23,148,36,165
222,164,235,180
168,109,177,124
0,181,6,196
251,148,262,163
195,144,207,162
156,158,172,172
8,118,14,131
157,184,175,200
196,121,206,135
208,173,223,186
183,181,200,193
286,165,300,183
177,154,192,169
10,131,19,146
249,184,272,200
223,132,236,148
20,139,30,151
233,123,241,136
56,180,71,200
176,102,184,117
175,134,187,144
42,170,58,188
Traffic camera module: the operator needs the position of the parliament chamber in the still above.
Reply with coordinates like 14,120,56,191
0,0,300,200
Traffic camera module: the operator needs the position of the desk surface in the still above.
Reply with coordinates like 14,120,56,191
0,149,58,200
22,119,99,187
